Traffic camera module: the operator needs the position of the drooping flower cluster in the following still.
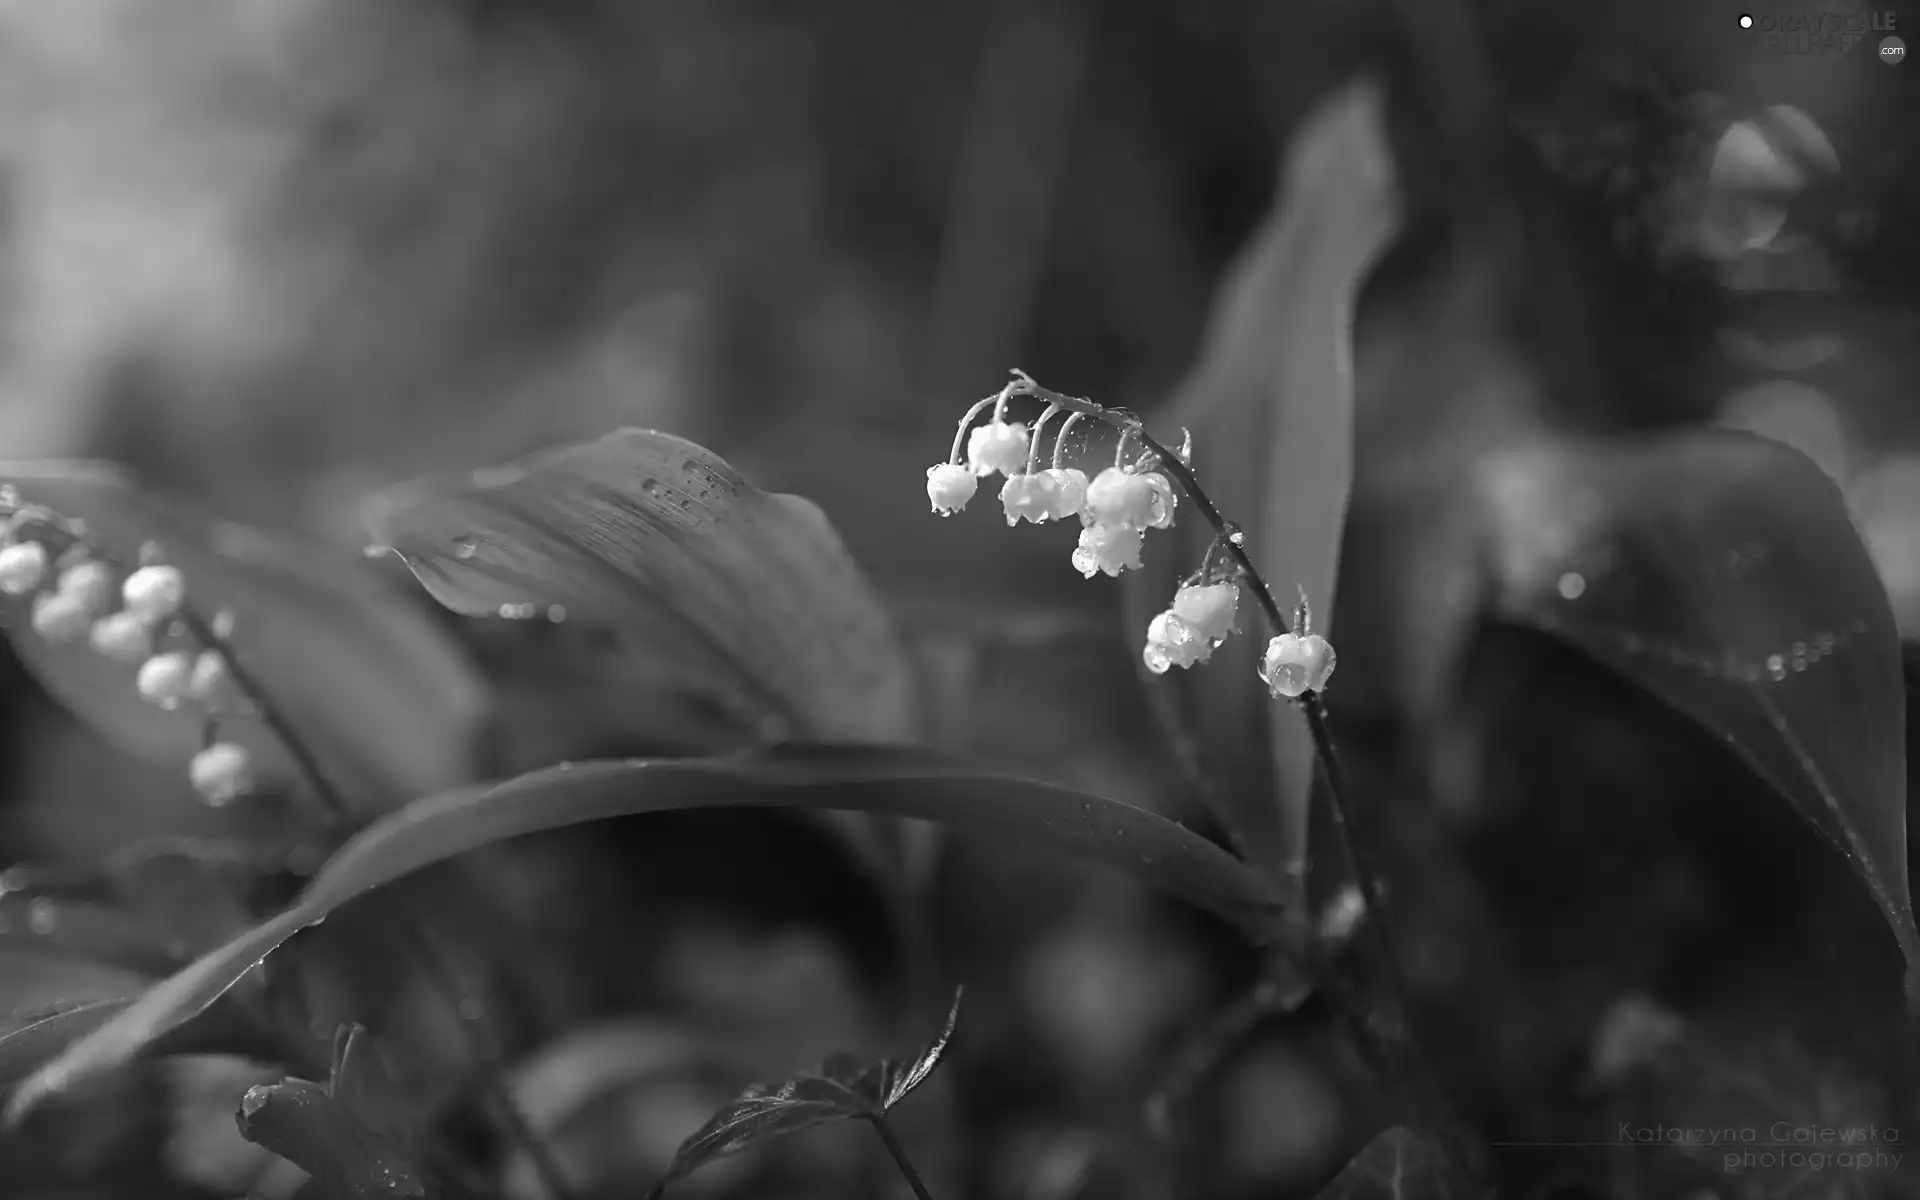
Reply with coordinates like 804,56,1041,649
924,386,1178,583
0,495,252,806
924,376,1336,699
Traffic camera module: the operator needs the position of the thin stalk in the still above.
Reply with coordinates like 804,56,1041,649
172,600,578,1200
1004,371,1480,1190
868,1115,936,1200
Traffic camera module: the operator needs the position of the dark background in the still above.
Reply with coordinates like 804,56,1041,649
0,1,1918,1197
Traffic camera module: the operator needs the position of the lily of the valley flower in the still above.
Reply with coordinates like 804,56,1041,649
1072,523,1144,578
967,419,1031,477
1259,631,1337,698
926,462,979,516
1000,472,1061,525
1172,581,1238,642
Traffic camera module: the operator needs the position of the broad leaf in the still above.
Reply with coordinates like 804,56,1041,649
1314,1126,1454,1200
1480,431,1920,1004
648,989,960,1197
0,462,487,814
364,428,937,908
1130,80,1399,896
237,1024,427,1200
362,428,923,745
7,746,1283,1119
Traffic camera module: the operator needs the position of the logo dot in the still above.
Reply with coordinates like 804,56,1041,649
1883,34,1907,63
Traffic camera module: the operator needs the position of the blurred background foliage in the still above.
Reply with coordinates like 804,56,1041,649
1,0,1919,1197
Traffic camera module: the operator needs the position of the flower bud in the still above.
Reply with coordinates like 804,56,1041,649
966,420,1030,478
189,742,253,807
1258,632,1337,698
58,561,116,615
123,565,186,623
0,541,48,595
188,651,231,703
926,462,979,516
1071,523,1144,578
90,611,153,663
999,472,1060,525
30,592,91,642
1172,582,1239,643
136,652,195,709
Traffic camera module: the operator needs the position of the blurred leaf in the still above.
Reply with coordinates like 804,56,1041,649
236,1024,428,1200
364,427,938,907
0,999,134,1090
509,1021,736,1140
0,943,151,1018
8,745,1283,1119
1481,431,1920,1005
363,427,924,745
0,462,488,815
648,989,959,1197
1313,1126,1453,1200
1131,80,1399,896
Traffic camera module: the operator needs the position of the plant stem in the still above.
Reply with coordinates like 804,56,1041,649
1004,371,1481,1190
868,1115,936,1200
177,602,578,1200
1144,973,1295,1142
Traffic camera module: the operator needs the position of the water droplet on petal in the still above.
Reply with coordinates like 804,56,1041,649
1228,531,1245,545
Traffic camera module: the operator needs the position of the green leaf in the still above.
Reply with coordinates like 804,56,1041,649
1129,80,1399,896
647,989,961,1198
0,462,487,814
362,427,924,746
1482,431,1920,1006
1314,1126,1454,1200
235,1024,428,1200
6,746,1282,1120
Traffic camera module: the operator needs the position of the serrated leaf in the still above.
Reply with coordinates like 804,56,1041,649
1130,80,1399,896
362,427,923,746
0,462,487,815
7,746,1282,1120
1315,1126,1454,1200
649,989,961,1196
236,1024,427,1200
1480,431,1920,1005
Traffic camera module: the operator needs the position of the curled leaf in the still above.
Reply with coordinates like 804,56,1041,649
235,1024,427,1200
1481,431,1920,1006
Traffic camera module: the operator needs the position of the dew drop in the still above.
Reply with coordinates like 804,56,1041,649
27,898,54,935
1766,653,1787,681
1228,531,1245,546
211,610,237,639
1791,656,1808,672
546,604,567,623
641,478,662,496
497,602,537,620
1557,572,1586,601
1790,641,1807,658
453,538,479,560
